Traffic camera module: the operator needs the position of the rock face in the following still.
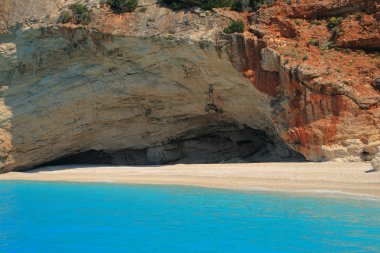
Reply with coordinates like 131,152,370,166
1,25,299,172
0,0,379,172
243,0,380,162
335,14,380,50
371,147,380,171
265,0,377,19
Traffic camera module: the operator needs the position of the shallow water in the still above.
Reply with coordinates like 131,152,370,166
0,181,379,253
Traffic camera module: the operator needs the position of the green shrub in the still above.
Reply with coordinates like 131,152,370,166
235,0,271,12
159,0,270,11
106,0,138,13
327,16,344,44
223,20,245,33
70,3,91,24
231,1,243,12
160,0,232,10
71,3,91,24
58,11,72,24
58,3,91,25
327,16,343,30
249,0,267,11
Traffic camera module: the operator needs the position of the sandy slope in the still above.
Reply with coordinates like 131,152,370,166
1,163,380,199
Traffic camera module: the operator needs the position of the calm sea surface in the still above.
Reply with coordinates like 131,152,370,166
0,181,379,253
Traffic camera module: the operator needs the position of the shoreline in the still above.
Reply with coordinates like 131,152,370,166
1,162,380,199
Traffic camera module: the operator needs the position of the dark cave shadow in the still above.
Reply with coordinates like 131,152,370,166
24,160,312,174
22,164,168,173
27,126,307,173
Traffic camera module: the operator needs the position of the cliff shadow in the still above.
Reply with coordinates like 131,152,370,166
36,125,306,169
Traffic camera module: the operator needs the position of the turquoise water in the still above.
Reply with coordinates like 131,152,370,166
0,181,380,253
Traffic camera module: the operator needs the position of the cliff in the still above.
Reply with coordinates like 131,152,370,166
0,0,379,172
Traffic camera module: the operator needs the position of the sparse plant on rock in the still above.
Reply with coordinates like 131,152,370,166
70,3,92,24
328,16,344,44
58,11,72,24
327,16,343,30
58,3,91,25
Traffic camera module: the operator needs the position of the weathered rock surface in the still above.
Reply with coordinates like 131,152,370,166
0,0,380,172
0,0,62,33
242,0,380,162
0,1,304,172
371,147,380,171
335,14,380,49
270,0,377,19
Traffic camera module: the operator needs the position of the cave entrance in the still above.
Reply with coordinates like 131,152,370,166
41,125,305,167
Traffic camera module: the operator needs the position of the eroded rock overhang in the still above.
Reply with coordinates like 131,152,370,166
0,26,304,172
2,0,380,171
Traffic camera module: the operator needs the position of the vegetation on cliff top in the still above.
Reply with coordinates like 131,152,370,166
161,0,231,10
58,3,91,25
106,0,138,13
160,0,269,11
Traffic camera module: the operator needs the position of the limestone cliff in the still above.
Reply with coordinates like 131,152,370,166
0,0,379,172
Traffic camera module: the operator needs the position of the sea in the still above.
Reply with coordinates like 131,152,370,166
0,181,379,253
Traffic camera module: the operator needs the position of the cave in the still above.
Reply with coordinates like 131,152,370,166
41,125,305,167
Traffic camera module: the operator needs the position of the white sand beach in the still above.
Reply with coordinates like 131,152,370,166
1,162,380,198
